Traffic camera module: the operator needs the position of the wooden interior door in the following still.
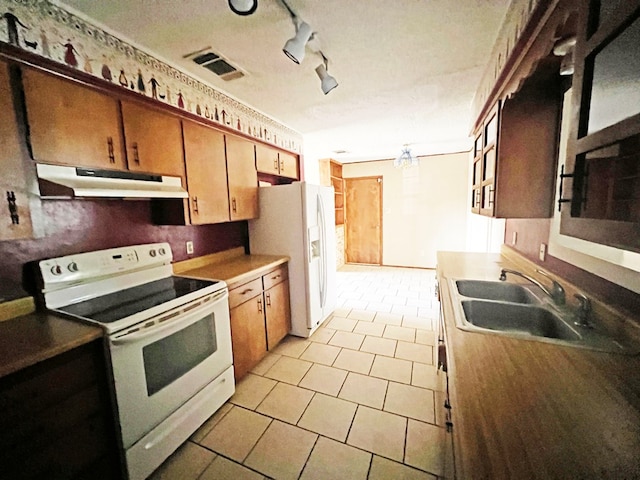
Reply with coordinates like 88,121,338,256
345,176,382,264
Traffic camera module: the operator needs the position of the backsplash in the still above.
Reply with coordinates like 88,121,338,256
0,199,248,301
0,0,302,152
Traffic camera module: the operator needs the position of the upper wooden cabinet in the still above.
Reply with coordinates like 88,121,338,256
226,134,259,221
255,143,298,180
182,120,230,224
0,61,39,241
22,68,127,171
120,100,185,178
560,0,640,252
473,73,562,218
470,0,577,218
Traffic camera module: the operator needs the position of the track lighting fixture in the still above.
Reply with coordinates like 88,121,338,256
228,0,258,16
283,20,313,63
315,52,338,94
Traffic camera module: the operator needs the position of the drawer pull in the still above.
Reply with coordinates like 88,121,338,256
271,274,281,280
241,288,253,295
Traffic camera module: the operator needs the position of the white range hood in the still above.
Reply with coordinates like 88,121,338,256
36,163,188,199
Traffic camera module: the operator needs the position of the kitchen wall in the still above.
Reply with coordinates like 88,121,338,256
0,199,248,301
342,152,485,268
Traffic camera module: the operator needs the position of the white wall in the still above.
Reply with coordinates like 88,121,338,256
341,152,474,268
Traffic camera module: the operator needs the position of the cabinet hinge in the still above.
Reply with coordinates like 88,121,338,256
6,191,19,225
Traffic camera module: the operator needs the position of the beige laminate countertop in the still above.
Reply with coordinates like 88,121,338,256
437,251,640,479
173,249,289,288
0,310,103,379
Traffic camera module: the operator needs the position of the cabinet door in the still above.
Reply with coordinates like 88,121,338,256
278,151,298,179
255,143,280,176
225,135,258,220
229,296,267,381
121,100,185,178
182,121,230,224
265,280,291,350
0,61,36,241
22,68,126,170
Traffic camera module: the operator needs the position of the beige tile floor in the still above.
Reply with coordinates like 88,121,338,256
150,264,445,480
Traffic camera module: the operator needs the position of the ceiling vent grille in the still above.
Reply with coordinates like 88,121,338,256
185,48,245,81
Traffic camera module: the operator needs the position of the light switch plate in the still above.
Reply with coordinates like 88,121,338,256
186,241,194,255
512,232,517,245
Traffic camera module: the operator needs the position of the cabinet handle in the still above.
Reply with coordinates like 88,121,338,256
474,190,480,207
232,197,237,213
132,143,140,165
192,196,199,214
240,288,253,295
271,274,281,280
487,187,495,206
257,297,263,313
266,293,271,307
273,158,278,170
107,137,115,163
557,164,574,212
6,191,19,225
279,159,284,172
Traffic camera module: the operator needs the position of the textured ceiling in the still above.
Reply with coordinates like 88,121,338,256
60,0,509,162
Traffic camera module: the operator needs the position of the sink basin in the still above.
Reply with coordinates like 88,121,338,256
456,280,540,304
461,300,581,341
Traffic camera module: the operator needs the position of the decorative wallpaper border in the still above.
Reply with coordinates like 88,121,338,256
471,0,543,122
0,0,302,152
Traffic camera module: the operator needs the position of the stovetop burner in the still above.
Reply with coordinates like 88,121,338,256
57,276,219,324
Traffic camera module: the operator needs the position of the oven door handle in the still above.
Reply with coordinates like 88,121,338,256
110,289,228,346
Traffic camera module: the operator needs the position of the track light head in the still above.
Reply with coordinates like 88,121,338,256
283,21,313,64
315,61,338,95
228,0,258,16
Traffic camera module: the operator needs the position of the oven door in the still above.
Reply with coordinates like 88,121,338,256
108,288,232,449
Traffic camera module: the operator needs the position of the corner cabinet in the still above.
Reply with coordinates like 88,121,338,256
226,134,259,221
559,0,640,253
228,264,291,381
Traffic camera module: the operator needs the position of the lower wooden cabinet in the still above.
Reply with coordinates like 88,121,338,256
0,340,121,479
229,264,291,381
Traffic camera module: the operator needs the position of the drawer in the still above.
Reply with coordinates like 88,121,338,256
263,265,288,290
229,277,263,309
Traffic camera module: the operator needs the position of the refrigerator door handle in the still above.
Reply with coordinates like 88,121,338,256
317,193,328,309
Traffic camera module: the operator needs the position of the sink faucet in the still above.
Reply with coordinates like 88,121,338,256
499,268,566,305
573,293,593,328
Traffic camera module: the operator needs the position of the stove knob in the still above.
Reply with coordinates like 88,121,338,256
68,262,79,272
158,247,166,256
149,249,157,257
50,265,62,276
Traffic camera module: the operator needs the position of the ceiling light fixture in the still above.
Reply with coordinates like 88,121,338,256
280,0,313,64
315,51,338,94
228,0,258,16
394,145,419,169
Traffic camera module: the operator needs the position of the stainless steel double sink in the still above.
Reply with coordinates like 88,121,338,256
450,279,638,354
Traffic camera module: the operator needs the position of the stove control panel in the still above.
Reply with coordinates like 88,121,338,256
39,243,173,290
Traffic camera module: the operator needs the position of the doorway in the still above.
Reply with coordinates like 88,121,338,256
344,176,382,264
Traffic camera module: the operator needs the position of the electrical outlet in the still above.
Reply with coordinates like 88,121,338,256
539,243,547,261
512,231,517,245
186,241,194,255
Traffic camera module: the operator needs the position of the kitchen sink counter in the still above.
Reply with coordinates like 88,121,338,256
173,247,289,288
0,307,103,379
437,251,640,479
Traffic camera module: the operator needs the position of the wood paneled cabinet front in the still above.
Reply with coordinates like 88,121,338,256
0,341,120,479
228,264,291,381
182,120,230,224
22,68,184,179
0,60,39,241
21,67,127,171
225,134,259,221
471,77,561,218
255,143,298,179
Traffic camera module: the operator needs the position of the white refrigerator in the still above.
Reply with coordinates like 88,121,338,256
249,182,336,337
